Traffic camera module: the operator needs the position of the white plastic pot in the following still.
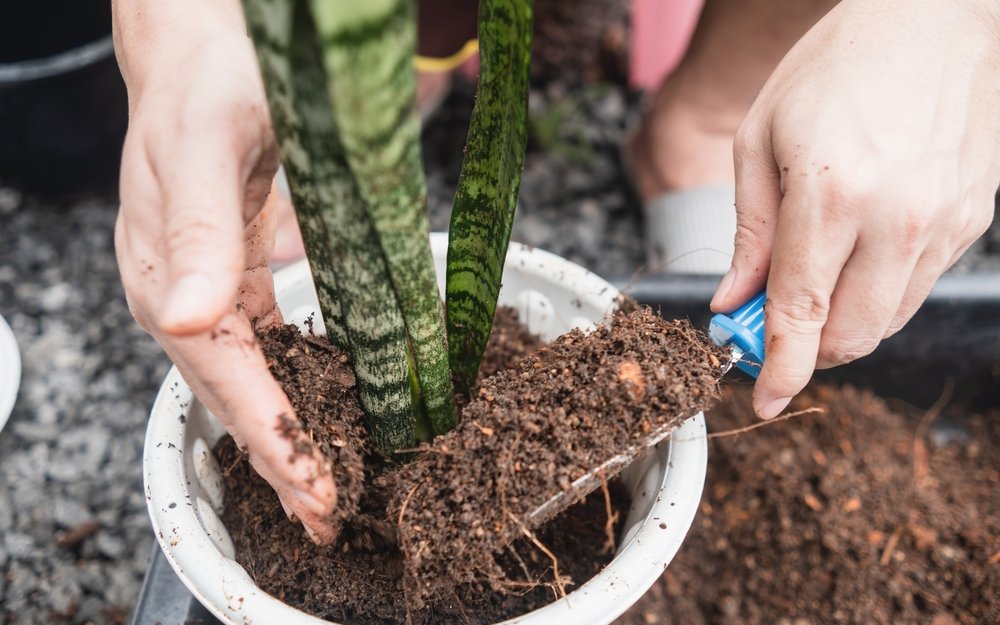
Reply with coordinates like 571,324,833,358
144,234,708,625
0,314,21,433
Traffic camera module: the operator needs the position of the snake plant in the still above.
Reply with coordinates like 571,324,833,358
242,0,533,455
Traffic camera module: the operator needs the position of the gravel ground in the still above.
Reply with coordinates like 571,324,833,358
0,188,169,624
1,73,999,625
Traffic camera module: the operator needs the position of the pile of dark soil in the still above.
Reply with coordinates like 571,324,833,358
616,383,1000,625
531,0,630,87
219,306,722,624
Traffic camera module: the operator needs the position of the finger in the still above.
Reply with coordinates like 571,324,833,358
153,125,249,336
814,238,916,369
161,311,338,523
754,186,855,419
276,492,340,546
882,252,945,341
885,195,993,340
240,188,284,328
711,119,783,313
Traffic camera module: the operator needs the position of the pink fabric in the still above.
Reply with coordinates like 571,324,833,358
630,0,704,90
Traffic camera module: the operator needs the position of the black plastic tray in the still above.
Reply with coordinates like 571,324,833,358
129,272,1000,625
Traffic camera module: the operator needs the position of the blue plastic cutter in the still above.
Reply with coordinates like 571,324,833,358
708,290,766,378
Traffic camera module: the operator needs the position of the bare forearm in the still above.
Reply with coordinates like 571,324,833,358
112,0,247,92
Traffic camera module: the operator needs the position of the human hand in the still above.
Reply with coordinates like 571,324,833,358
113,0,338,542
712,0,1000,418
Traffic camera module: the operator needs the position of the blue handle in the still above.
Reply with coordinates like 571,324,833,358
708,290,766,378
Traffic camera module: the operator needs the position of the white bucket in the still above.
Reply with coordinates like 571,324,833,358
0,314,20,433
143,234,707,625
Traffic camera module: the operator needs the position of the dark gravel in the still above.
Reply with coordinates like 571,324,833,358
1,41,998,625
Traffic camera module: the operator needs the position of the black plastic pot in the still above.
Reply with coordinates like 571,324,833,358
0,2,128,197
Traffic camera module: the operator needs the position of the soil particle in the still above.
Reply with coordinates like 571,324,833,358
474,305,545,385
615,383,1000,625
389,307,726,607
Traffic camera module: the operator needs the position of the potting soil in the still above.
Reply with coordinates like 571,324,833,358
218,305,723,624
615,383,1000,625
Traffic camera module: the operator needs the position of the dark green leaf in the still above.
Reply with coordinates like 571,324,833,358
446,0,534,396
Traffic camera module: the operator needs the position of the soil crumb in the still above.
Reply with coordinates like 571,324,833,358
390,307,725,606
615,383,1000,625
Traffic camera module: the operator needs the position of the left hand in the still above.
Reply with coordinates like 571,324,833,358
712,0,1000,418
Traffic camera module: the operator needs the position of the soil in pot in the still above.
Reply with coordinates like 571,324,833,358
615,382,1000,625
215,304,724,624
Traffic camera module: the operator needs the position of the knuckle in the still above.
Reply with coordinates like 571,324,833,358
820,335,879,367
816,171,876,220
733,128,754,164
124,291,153,333
967,200,994,238
767,290,830,332
733,216,768,253
163,214,238,270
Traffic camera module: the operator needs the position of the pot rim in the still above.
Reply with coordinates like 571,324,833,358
0,314,20,433
0,34,115,85
144,237,708,625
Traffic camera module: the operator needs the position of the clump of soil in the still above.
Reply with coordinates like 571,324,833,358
259,323,369,530
219,432,629,625
615,383,1000,625
220,305,725,622
390,307,725,606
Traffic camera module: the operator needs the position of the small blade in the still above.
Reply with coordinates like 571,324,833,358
721,345,744,376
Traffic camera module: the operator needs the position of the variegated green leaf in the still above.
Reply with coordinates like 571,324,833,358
243,0,415,455
309,0,457,435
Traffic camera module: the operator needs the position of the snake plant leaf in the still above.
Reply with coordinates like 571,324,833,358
241,0,346,349
243,0,415,455
446,0,534,396
308,0,457,436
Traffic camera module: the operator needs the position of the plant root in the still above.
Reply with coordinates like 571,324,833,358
598,471,618,555
913,379,954,486
706,407,826,439
506,511,571,599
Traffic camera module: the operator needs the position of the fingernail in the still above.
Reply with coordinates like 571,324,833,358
758,396,792,420
711,267,736,312
278,497,297,521
161,273,216,331
293,488,332,517
302,523,319,544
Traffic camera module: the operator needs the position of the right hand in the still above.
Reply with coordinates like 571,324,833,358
112,0,338,543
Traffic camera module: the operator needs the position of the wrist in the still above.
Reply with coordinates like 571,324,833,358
112,0,246,93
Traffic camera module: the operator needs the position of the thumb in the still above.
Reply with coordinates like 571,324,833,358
711,122,782,313
156,129,248,335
